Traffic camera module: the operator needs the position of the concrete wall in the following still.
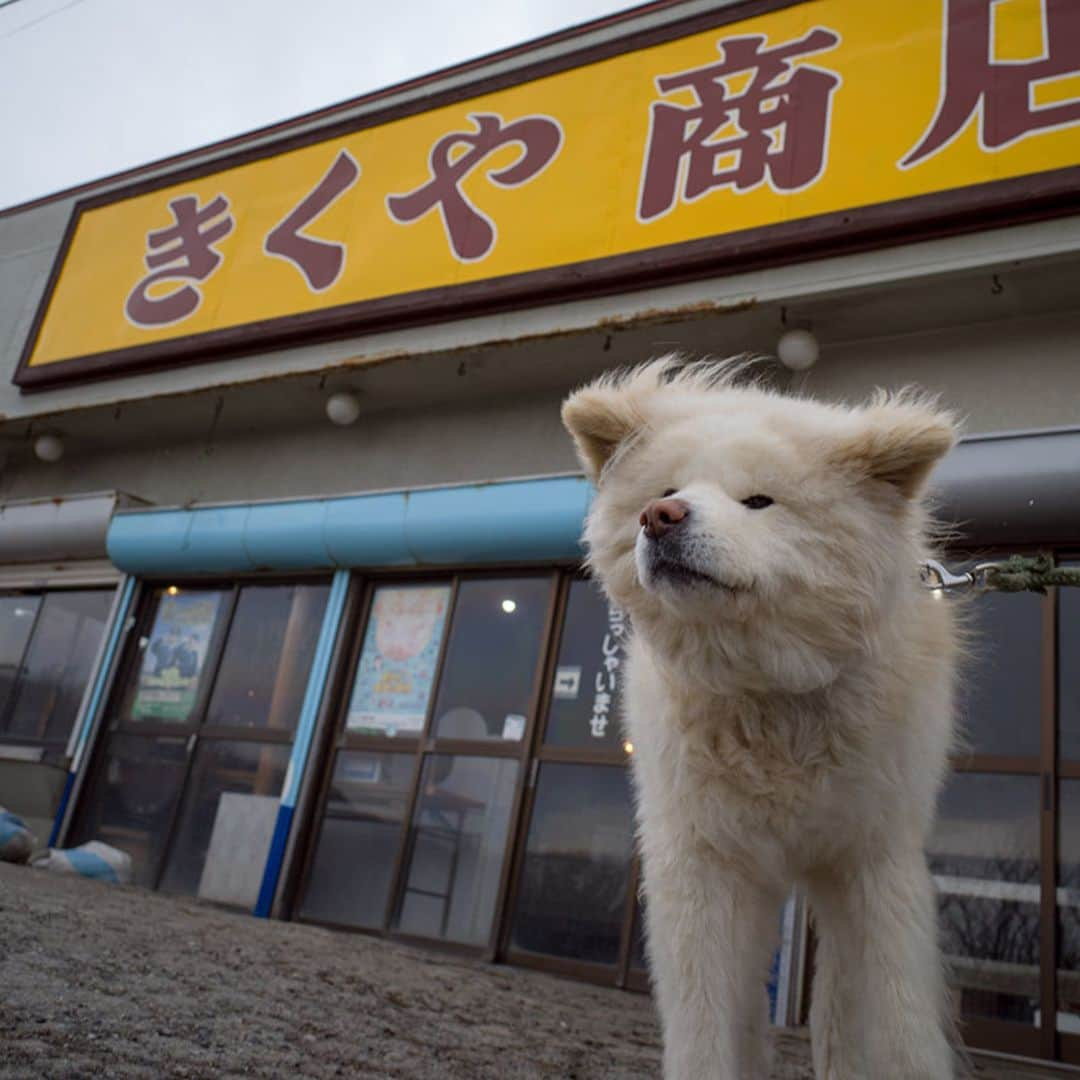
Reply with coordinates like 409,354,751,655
0,388,575,506
803,309,1080,434
2,298,1078,510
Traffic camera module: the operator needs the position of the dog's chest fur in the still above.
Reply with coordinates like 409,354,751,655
624,637,930,874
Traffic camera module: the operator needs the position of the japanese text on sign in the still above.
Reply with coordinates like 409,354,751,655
20,0,1080,385
590,605,628,740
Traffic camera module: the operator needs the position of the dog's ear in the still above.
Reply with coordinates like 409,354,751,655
562,380,646,484
832,394,958,500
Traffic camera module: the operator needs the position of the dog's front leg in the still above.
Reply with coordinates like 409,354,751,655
643,842,782,1080
808,848,953,1080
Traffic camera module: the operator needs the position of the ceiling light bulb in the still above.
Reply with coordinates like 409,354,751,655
326,392,360,426
33,434,64,462
501,599,517,614
776,328,819,371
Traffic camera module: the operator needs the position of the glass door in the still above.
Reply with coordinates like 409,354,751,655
502,576,638,984
72,580,329,903
297,573,557,955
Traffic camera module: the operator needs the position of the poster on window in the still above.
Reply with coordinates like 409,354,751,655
346,585,450,736
131,592,222,722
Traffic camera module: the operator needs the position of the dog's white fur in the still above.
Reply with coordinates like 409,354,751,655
562,359,960,1079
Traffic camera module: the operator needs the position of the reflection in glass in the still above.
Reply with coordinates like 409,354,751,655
1059,581,1080,762
1057,781,1080,1033
205,583,329,731
158,739,290,905
4,590,113,745
0,595,41,723
510,763,633,964
71,733,189,887
432,577,551,742
123,589,226,725
395,754,518,945
956,589,1041,758
928,772,1040,1024
544,579,628,751
300,752,416,928
346,584,451,737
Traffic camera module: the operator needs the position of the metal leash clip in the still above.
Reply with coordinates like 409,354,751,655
919,559,975,591
919,559,1002,592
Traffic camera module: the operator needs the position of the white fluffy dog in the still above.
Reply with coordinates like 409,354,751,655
562,359,959,1080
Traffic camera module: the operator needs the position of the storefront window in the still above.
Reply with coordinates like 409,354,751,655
158,739,291,905
345,584,451,738
509,763,633,964
431,578,550,742
0,596,42,725
957,590,1042,759
120,588,227,726
204,584,328,731
300,751,416,927
73,580,330,894
543,579,628,751
929,772,1041,1025
0,589,113,748
395,754,519,945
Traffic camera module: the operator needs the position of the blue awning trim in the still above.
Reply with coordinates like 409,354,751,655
106,476,593,574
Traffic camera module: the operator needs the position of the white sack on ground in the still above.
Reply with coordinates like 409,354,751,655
32,840,133,884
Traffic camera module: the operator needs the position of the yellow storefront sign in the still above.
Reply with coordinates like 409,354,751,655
16,0,1080,388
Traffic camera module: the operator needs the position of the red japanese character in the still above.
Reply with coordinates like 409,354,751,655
638,27,841,222
386,112,562,261
903,0,1080,167
264,150,360,291
125,194,234,327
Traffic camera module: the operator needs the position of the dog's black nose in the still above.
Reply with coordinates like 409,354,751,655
640,497,690,539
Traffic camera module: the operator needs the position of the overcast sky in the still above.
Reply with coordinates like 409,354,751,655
0,0,637,211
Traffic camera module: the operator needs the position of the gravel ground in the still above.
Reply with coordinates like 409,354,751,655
1,863,1074,1079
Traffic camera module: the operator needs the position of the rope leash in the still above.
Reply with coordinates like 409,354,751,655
920,553,1080,595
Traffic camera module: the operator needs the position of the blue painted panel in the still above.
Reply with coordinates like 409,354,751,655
323,493,411,567
47,773,75,848
108,506,251,574
405,477,592,564
253,570,350,918
281,570,349,807
107,512,190,574
108,477,593,575
181,506,252,573
244,501,331,570
254,804,293,918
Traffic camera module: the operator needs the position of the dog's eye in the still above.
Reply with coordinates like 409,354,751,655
741,494,774,510
662,488,677,498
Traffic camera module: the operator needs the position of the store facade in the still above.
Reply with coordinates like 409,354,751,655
1,0,1079,1064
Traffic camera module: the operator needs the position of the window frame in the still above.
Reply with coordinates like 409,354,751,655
73,573,332,894
498,572,640,987
0,585,117,757
293,567,563,960
928,547,1054,1060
